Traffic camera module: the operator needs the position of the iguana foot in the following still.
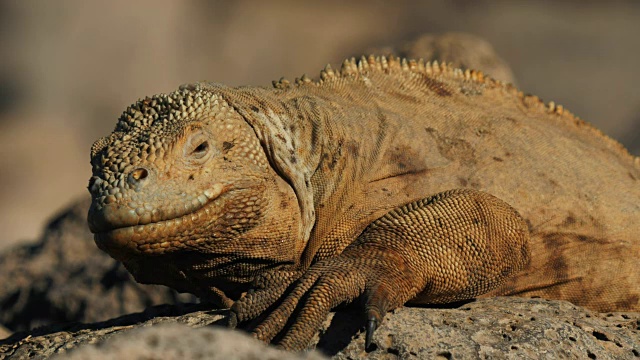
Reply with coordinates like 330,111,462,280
249,246,420,350
252,256,371,350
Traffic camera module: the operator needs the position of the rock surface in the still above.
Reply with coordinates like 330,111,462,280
1,298,638,359
0,197,195,333
55,324,327,360
335,298,640,360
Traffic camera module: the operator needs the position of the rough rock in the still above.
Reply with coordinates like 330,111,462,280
0,303,326,360
0,196,195,332
1,298,638,359
370,32,517,85
55,324,327,360
335,298,640,360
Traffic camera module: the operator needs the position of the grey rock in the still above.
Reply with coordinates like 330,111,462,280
0,196,195,333
55,324,327,360
0,303,325,360
1,298,638,359
0,303,226,359
334,297,640,359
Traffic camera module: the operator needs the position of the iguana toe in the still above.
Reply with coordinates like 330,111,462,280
227,310,238,329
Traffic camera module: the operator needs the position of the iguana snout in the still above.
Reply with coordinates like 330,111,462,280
87,122,233,252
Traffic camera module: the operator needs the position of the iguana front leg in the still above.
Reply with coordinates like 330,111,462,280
236,189,530,351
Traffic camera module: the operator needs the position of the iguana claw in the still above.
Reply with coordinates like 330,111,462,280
365,317,377,349
227,310,238,329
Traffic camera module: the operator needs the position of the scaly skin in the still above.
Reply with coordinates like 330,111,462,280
88,56,640,351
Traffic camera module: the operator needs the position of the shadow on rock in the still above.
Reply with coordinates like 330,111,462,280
0,196,196,333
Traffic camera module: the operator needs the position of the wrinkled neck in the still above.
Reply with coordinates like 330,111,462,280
209,84,326,259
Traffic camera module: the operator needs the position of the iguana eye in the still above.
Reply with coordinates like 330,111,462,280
190,141,210,160
192,141,209,157
184,128,216,162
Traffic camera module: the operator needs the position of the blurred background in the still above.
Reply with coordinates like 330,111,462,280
0,0,638,249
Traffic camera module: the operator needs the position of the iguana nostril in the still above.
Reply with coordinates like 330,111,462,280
129,168,149,183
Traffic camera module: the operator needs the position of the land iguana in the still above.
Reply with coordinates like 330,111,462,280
87,56,640,351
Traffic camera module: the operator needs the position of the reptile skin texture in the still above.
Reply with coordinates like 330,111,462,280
88,56,640,350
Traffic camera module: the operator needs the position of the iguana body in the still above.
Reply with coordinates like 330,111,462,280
88,56,640,350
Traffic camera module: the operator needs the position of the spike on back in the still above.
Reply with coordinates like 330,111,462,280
294,74,312,86
272,77,291,90
341,58,358,76
380,55,389,71
547,101,566,116
320,64,336,82
401,58,409,71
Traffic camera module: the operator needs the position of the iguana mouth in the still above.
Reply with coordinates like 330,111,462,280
89,183,228,238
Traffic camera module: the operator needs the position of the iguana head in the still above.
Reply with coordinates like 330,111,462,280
87,85,302,303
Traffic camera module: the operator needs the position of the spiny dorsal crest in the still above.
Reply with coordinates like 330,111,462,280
280,55,582,121
282,55,487,90
278,55,634,162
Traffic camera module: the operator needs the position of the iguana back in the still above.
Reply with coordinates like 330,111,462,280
208,57,639,311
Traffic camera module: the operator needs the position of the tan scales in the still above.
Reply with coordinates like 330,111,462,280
87,55,640,351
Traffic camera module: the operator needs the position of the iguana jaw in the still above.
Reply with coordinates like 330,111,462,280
89,182,226,232
90,182,230,257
